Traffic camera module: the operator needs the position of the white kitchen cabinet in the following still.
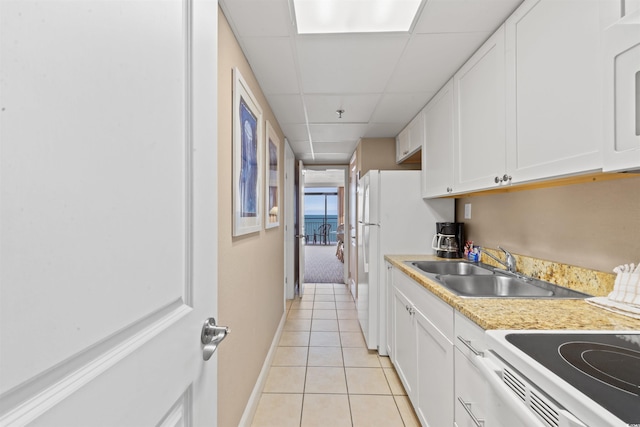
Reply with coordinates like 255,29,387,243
504,0,617,182
415,306,454,427
389,267,454,427
454,312,489,427
602,8,640,172
396,111,424,163
453,26,507,193
392,285,417,398
396,127,410,163
422,79,456,198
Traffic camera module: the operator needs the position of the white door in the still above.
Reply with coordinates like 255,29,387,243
297,161,306,295
0,1,221,426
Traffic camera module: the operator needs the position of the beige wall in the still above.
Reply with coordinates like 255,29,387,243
218,9,286,426
356,138,420,176
455,175,640,273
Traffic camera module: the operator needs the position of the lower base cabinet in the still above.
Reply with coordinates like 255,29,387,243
393,286,416,397
390,269,454,427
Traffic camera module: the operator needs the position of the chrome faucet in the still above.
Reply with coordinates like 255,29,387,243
483,246,517,273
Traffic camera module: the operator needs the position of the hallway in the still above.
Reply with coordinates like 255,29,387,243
250,283,419,427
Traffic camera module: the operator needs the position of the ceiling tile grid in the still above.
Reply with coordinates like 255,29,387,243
219,0,524,164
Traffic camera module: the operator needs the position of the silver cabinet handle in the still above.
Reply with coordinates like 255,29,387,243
495,175,513,184
457,397,485,427
201,317,230,361
457,335,484,357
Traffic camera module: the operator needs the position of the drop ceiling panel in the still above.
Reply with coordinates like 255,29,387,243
304,153,352,163
288,139,312,153
242,37,299,94
386,32,489,93
267,94,306,124
309,123,368,142
296,35,410,93
280,124,310,142
304,94,381,123
370,92,435,124
221,0,291,37
312,141,358,154
415,0,522,34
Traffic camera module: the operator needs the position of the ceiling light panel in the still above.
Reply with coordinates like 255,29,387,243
294,0,423,34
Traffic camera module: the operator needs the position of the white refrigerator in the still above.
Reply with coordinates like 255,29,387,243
357,170,454,355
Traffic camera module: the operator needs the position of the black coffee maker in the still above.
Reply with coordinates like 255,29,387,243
432,222,465,259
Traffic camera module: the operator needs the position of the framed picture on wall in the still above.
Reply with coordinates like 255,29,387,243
265,121,280,229
233,67,263,236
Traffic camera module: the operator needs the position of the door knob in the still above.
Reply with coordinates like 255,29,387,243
201,317,230,361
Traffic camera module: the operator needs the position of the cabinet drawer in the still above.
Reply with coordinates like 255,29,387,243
454,348,488,427
454,311,486,361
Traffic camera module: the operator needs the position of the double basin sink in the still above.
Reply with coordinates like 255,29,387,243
405,260,591,299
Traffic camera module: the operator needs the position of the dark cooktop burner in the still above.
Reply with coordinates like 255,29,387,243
506,333,640,424
559,342,640,396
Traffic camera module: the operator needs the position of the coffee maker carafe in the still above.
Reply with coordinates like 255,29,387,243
431,222,464,259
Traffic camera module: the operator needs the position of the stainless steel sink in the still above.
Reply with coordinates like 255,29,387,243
408,261,494,276
437,275,551,297
404,260,591,299
436,274,590,299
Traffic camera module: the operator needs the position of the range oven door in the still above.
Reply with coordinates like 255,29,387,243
475,352,587,427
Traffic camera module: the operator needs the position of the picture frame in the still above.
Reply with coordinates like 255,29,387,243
265,121,280,229
233,67,263,236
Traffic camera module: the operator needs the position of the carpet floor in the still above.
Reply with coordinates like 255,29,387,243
304,244,345,284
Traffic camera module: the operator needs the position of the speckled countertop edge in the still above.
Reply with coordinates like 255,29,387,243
385,254,640,331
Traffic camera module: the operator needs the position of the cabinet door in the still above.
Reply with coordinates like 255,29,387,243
454,349,488,427
408,111,426,155
454,26,506,193
422,79,455,198
603,9,640,172
505,0,612,181
392,286,417,399
415,307,454,427
396,126,411,163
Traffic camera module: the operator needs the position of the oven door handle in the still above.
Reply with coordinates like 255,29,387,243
475,355,549,427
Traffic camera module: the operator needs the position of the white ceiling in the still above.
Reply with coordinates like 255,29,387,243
219,0,523,165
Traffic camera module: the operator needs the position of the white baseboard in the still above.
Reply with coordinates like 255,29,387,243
237,311,287,427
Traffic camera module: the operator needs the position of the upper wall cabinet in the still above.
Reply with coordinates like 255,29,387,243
422,79,455,198
504,0,617,182
453,26,507,193
396,112,424,163
602,8,640,172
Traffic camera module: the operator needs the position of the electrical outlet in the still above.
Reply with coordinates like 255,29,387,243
464,203,472,219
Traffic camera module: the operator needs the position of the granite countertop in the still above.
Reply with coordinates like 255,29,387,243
385,254,640,331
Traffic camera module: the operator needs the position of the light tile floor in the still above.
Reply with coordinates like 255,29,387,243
251,283,420,427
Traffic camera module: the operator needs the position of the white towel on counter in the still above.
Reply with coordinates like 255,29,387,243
586,297,640,320
586,263,640,320
607,263,640,307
